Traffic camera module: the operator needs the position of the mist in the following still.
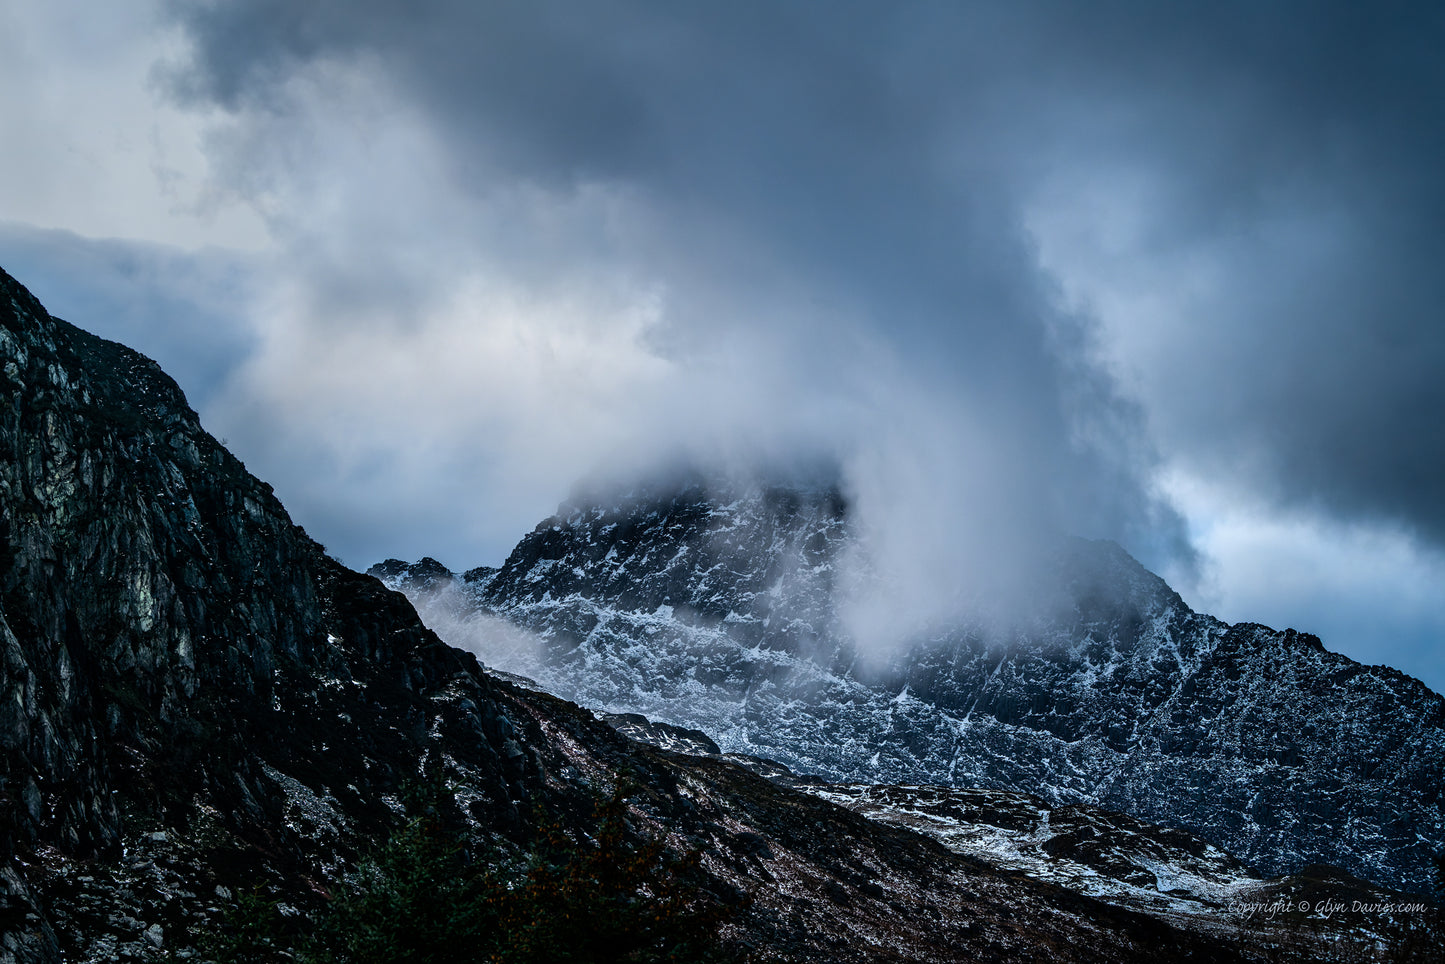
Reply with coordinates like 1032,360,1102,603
148,2,1195,637
398,579,549,682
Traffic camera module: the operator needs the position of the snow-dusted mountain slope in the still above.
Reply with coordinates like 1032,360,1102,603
601,709,1428,951
371,474,1445,895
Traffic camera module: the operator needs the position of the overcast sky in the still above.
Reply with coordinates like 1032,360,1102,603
2,0,1441,692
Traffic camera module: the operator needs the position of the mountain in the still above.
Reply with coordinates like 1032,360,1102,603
373,473,1445,897
0,267,543,959
0,266,1291,961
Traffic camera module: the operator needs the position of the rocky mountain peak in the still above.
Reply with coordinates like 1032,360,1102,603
380,474,1445,896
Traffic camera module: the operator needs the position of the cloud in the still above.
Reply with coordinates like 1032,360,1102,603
1014,2,1445,546
22,0,1409,689
0,222,257,414
0,0,266,251
155,1,1192,591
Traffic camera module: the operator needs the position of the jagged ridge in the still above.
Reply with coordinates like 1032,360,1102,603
377,475,1445,895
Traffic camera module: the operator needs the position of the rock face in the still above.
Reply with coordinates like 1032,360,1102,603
0,267,536,960
377,475,1445,895
0,266,1269,962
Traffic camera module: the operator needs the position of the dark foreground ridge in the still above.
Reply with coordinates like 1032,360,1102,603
0,267,1288,961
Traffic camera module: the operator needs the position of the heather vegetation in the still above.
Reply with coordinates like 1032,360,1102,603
204,787,746,964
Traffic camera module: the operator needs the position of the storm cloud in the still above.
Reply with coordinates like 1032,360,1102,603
3,1,1441,684
157,5,1164,538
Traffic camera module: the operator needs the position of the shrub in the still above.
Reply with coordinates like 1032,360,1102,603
206,787,745,964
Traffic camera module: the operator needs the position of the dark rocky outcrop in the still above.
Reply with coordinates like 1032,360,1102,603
0,267,535,960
